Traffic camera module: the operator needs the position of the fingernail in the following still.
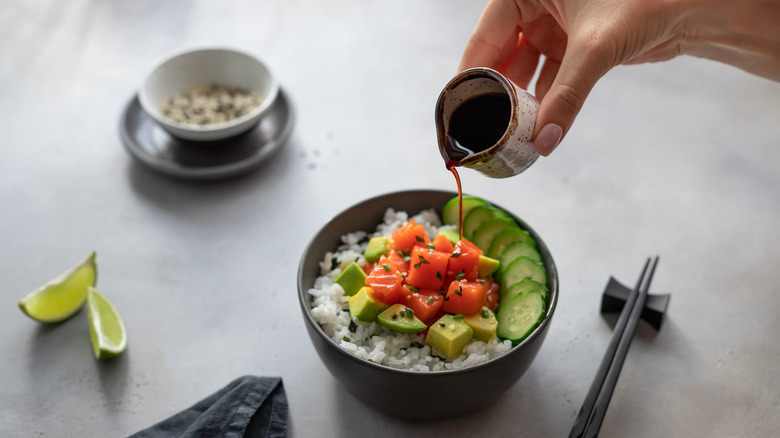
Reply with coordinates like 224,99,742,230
533,123,563,156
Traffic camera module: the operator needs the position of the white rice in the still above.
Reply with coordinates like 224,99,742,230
308,208,513,372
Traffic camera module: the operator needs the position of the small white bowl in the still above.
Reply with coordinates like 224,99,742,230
139,47,279,142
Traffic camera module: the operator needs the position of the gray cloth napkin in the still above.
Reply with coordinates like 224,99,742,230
128,375,287,438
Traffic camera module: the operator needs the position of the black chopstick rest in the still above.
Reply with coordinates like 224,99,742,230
600,276,671,331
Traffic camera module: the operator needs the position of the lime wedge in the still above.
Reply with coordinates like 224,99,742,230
18,252,97,323
87,286,127,359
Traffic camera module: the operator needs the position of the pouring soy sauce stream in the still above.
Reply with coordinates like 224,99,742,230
440,92,512,238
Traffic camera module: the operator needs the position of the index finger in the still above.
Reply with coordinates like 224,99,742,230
458,0,522,72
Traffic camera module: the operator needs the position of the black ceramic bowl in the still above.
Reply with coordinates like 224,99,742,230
297,189,558,420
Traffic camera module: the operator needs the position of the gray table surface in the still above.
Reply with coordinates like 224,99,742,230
3,1,779,437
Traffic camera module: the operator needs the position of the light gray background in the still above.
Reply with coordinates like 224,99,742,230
2,1,778,437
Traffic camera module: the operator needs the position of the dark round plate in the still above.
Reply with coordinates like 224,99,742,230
120,88,294,180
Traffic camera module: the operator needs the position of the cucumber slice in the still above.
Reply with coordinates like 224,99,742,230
442,196,489,226
500,256,547,294
496,291,546,343
497,242,542,275
463,205,508,240
500,278,548,304
486,227,536,259
472,217,517,253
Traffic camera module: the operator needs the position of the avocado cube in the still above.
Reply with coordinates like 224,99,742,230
425,314,474,357
377,304,427,333
364,236,391,263
463,307,498,342
335,261,367,297
436,229,460,245
478,255,500,278
348,287,389,322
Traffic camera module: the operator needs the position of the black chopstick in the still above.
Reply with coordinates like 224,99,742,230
582,256,659,437
569,256,659,438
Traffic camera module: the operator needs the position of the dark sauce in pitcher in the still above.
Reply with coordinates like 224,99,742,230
442,92,512,166
440,92,512,239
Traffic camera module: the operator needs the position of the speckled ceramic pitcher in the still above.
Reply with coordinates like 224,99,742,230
436,67,540,178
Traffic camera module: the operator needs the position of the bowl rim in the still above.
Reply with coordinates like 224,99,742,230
297,188,559,376
138,45,280,133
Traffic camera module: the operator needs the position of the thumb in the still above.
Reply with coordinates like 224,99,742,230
532,40,612,156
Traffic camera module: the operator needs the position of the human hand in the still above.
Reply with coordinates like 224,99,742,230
459,0,691,156
459,0,780,156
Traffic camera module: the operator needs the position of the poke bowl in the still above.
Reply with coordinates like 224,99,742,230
297,189,558,420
